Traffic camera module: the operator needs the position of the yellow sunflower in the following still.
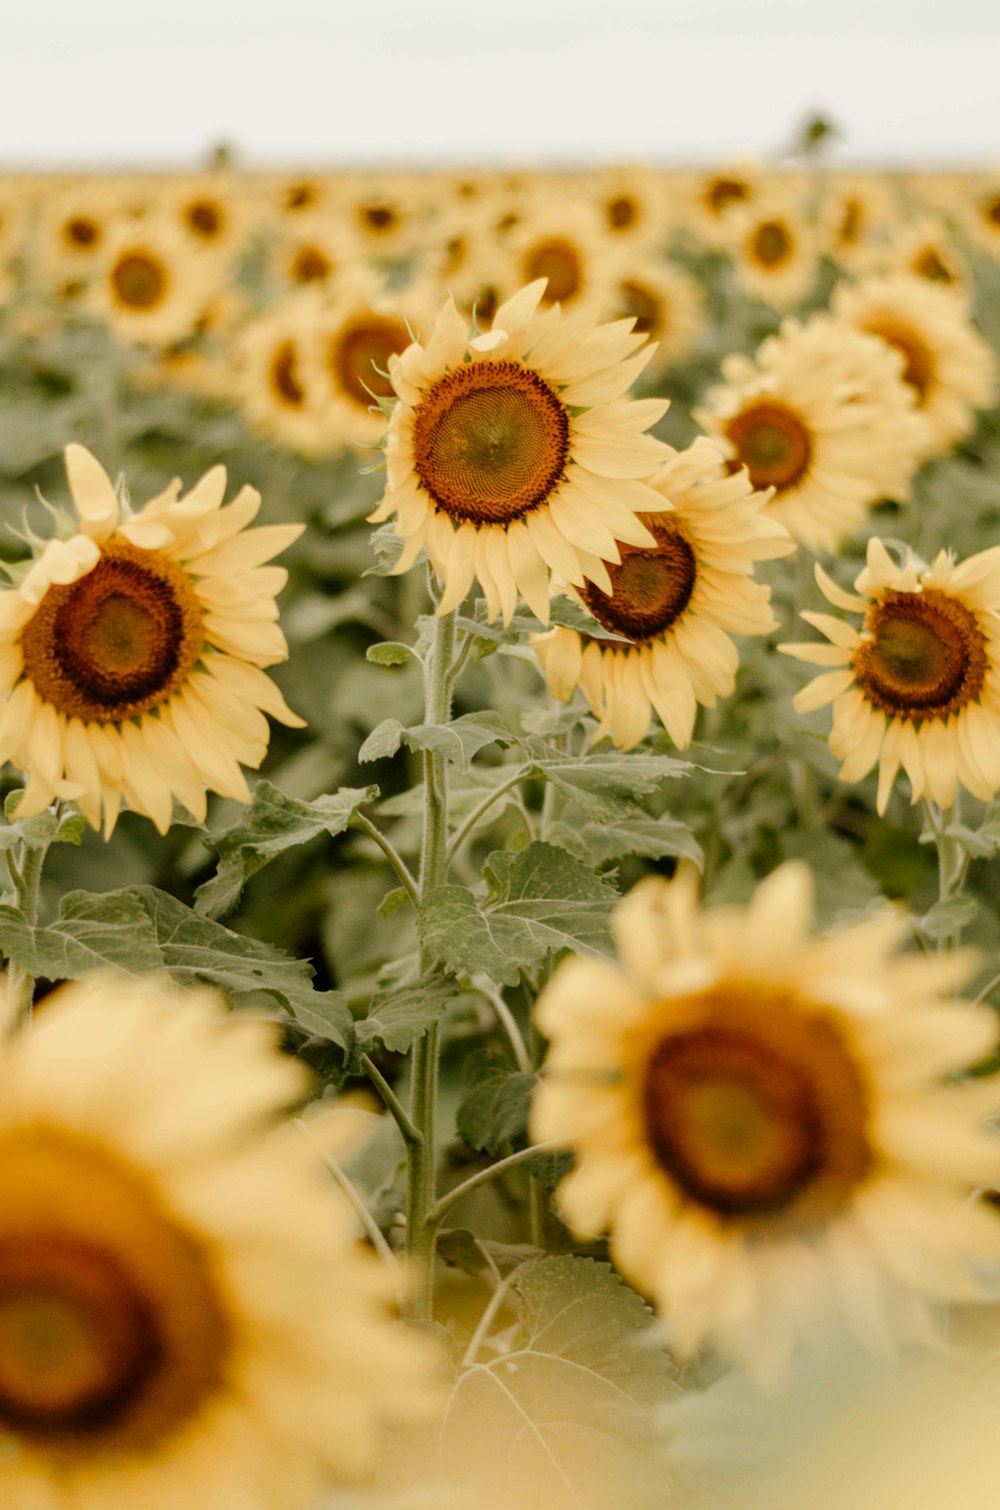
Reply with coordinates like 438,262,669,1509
687,162,761,248
532,861,1000,1378
819,174,894,271
593,163,674,250
0,972,431,1507
505,197,616,313
0,444,304,835
728,193,820,309
370,280,672,624
603,255,707,373
233,291,335,456
93,216,221,347
781,537,1000,813
695,313,931,551
876,215,970,295
832,273,997,458
532,437,790,749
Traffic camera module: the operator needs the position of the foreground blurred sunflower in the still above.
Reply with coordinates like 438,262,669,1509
0,973,431,1508
532,437,790,749
0,445,304,834
370,280,670,622
696,313,930,551
532,861,1000,1379
782,537,1000,812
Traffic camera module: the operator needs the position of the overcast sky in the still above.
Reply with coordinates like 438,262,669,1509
2,1,998,168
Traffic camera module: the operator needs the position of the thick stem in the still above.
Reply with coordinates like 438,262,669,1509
4,838,48,1035
405,607,459,1321
924,798,970,955
425,1140,564,1233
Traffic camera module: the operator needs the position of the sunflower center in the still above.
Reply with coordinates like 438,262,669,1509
291,245,331,283
982,195,1000,228
523,239,583,303
19,540,205,724
752,220,792,267
707,177,750,215
0,1130,231,1452
111,252,167,312
607,194,638,231
579,516,697,643
913,247,953,283
853,588,987,720
360,203,397,233
619,279,661,338
862,319,935,400
725,400,812,490
186,201,222,239
330,314,410,409
412,359,571,525
65,217,99,250
640,990,871,1222
270,340,306,407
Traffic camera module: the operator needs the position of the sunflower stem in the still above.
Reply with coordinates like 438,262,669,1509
4,834,48,1035
405,604,460,1321
924,798,970,954
424,1141,564,1233
349,812,419,906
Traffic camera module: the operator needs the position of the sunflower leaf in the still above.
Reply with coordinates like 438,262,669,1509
360,712,516,772
195,782,378,920
351,972,467,1066
0,797,88,850
0,889,163,978
457,1049,535,1156
522,739,694,816
418,842,616,987
547,813,703,868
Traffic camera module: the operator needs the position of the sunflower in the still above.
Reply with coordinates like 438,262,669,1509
874,215,970,296
505,197,616,313
532,437,790,749
962,173,1000,258
270,212,352,290
304,270,442,449
603,255,707,373
234,291,334,455
0,972,430,1507
729,193,820,309
832,273,997,458
592,164,674,249
0,444,304,835
695,313,931,552
532,860,1000,1378
370,280,671,623
781,537,1000,812
687,162,761,248
819,174,894,271
93,216,221,347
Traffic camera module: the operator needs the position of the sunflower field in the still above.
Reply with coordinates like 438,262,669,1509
1,161,1000,1508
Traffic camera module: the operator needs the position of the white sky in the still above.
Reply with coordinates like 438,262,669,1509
2,0,998,168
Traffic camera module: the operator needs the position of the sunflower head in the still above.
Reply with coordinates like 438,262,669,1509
533,861,1000,1373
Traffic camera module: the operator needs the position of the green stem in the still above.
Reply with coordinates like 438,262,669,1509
444,765,530,866
924,798,970,954
361,1054,420,1145
350,812,420,906
4,838,48,1035
405,606,459,1321
424,1140,563,1233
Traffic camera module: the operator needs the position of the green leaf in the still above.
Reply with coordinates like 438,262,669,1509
420,1256,678,1509
946,803,1000,859
366,640,417,666
419,842,617,987
0,797,87,851
916,893,979,944
364,521,405,576
0,890,163,977
548,813,703,868
352,973,463,1063
127,887,354,1049
437,1229,540,1277
457,1049,534,1156
196,782,378,919
523,739,694,816
360,711,516,772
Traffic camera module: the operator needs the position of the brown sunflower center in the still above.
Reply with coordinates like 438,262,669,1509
522,239,583,303
982,194,1000,228
853,587,987,720
186,200,223,239
862,319,935,401
607,194,638,231
329,314,410,409
913,247,954,283
725,399,812,491
286,182,317,211
839,199,862,246
0,1131,230,1451
752,219,792,267
619,279,661,338
640,990,871,1221
707,177,750,216
290,245,331,283
110,252,167,311
19,540,205,724
65,216,100,250
579,516,697,643
412,359,570,525
270,339,306,407
360,203,397,234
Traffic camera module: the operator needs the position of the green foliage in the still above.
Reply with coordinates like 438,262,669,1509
359,711,516,771
351,971,466,1065
419,842,617,987
456,1049,535,1156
